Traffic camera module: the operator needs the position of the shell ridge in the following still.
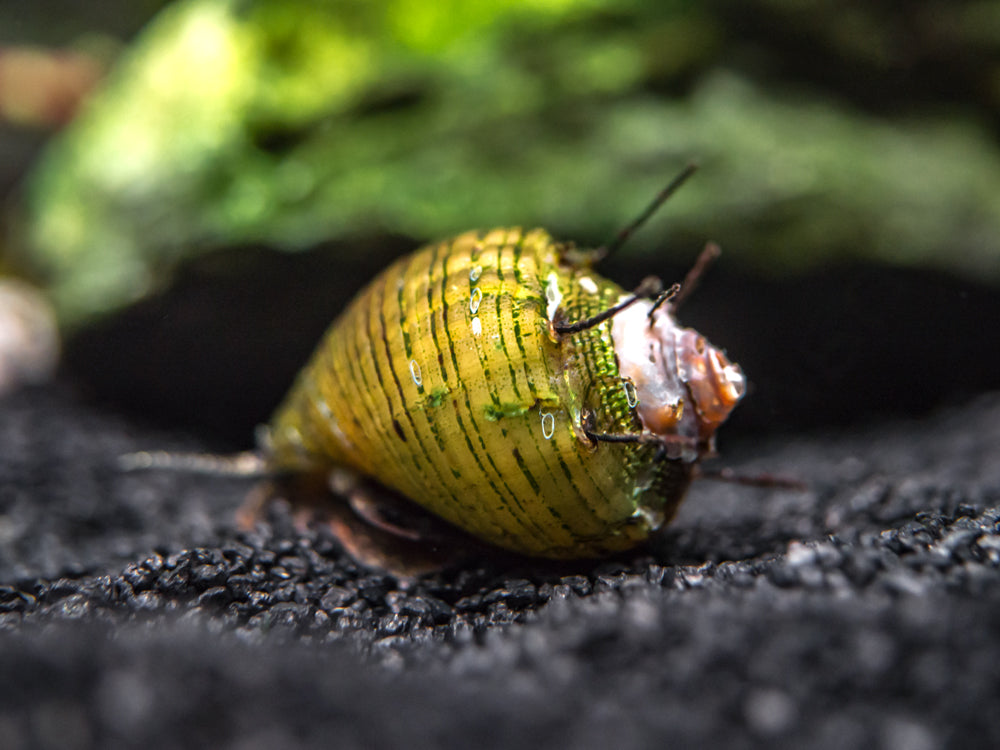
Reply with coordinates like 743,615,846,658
354,267,426,484
465,230,585,548
422,237,522,540
372,259,459,512
501,236,619,541
435,235,552,547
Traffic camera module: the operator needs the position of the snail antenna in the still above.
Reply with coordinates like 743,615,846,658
593,161,698,263
668,241,721,313
554,276,667,335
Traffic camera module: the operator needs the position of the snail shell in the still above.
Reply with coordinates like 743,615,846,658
260,227,744,558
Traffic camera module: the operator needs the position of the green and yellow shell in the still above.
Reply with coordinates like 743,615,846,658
261,227,745,558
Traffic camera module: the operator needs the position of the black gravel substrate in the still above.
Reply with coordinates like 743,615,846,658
2,384,999,749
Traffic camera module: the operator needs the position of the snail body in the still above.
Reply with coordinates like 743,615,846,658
261,226,745,558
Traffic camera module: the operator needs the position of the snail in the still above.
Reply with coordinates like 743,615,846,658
125,165,761,562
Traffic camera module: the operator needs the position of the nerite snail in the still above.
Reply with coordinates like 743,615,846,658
127,165,752,559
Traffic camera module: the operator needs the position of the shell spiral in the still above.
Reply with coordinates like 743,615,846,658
263,228,696,557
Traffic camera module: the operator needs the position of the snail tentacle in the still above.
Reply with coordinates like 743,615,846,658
554,276,663,336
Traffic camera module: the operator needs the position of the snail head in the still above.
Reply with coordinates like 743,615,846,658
612,299,745,453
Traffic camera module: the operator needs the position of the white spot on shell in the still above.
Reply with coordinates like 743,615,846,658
545,272,563,321
328,416,353,450
409,359,422,387
471,317,482,336
623,379,639,408
469,287,482,314
540,411,555,440
316,397,333,419
579,276,598,295
469,265,483,283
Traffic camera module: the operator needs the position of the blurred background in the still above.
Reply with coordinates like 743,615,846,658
1,0,998,446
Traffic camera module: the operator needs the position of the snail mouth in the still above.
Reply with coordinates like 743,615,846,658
611,300,689,438
611,298,745,447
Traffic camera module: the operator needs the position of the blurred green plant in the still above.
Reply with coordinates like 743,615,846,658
12,0,1000,326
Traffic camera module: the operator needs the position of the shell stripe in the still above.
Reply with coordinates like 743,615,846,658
360,234,542,545
479,237,579,534
398,239,520,531
497,234,608,533
470,234,571,538
497,236,597,532
528,262,623,527
333,304,387,473
325,321,375,465
373,262,460,512
480,235,529,414
397,253,415,362
355,274,423,483
435,237,555,545
509,234,613,532
436,238,544,535
494,290,524,403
